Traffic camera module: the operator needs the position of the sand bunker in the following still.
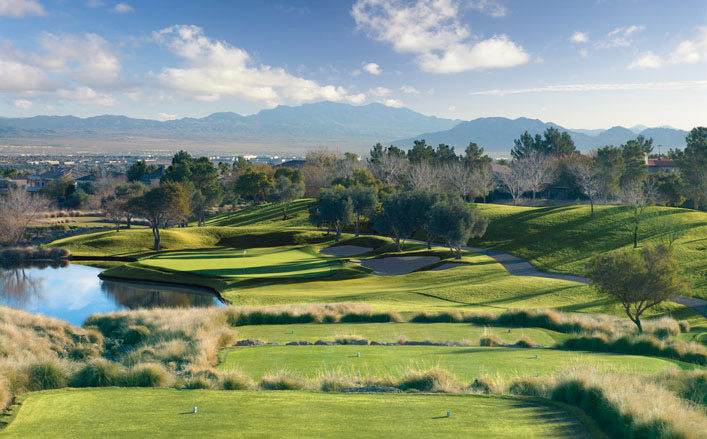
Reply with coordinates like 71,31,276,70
428,263,465,271
361,256,440,276
319,245,373,257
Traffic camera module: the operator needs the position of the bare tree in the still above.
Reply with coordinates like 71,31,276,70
0,188,50,245
369,153,408,187
567,154,602,216
522,153,553,206
408,160,440,191
620,179,657,248
444,162,482,201
499,161,529,206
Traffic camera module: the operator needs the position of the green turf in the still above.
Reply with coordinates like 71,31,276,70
0,388,605,439
205,199,316,228
218,345,690,381
471,204,707,299
233,323,567,346
139,246,342,279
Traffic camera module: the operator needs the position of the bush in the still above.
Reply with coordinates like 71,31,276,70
71,359,125,387
219,371,254,390
410,311,462,323
124,363,171,387
26,361,67,391
479,334,501,347
508,377,546,397
514,336,534,348
320,375,356,392
121,325,151,345
260,373,309,390
678,321,690,333
469,376,497,394
179,377,213,389
397,367,460,392
67,345,100,361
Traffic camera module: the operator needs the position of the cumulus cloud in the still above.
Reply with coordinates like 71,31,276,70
0,58,54,92
13,99,33,109
468,0,507,18
111,3,133,13
369,86,391,97
400,85,420,94
470,80,707,96
363,62,381,75
351,0,528,73
570,31,588,43
381,98,403,107
57,86,118,106
627,27,706,69
152,25,365,105
596,25,645,49
0,0,44,17
157,112,179,121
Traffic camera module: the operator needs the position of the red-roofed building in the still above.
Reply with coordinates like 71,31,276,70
643,153,680,174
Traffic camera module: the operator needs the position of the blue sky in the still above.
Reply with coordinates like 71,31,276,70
0,0,705,129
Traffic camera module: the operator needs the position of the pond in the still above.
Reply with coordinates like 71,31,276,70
0,262,224,326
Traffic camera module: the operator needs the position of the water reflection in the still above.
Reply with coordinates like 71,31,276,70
0,262,223,326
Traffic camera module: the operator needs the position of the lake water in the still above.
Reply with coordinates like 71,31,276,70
0,262,223,326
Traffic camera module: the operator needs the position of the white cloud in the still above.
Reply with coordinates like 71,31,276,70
13,99,33,109
0,58,53,91
400,85,420,94
570,31,588,44
669,27,707,64
470,80,707,96
579,48,589,58
627,51,662,69
627,27,706,69
157,112,179,121
36,32,122,86
351,0,528,73
0,0,44,17
597,25,645,49
448,105,456,111
111,3,133,13
362,62,381,75
57,87,118,106
381,98,403,107
468,0,507,18
152,25,364,105
369,86,391,97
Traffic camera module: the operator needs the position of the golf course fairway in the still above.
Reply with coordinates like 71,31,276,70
0,388,604,439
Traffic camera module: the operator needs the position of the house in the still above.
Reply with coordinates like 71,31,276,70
643,153,680,174
26,167,91,192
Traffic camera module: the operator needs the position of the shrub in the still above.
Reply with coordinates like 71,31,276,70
0,377,11,412
67,345,100,361
260,373,309,390
124,363,171,387
469,376,498,394
514,337,534,348
508,377,547,397
370,312,403,323
320,375,356,392
219,371,254,390
121,325,151,345
410,311,462,323
71,359,125,387
397,367,460,392
678,321,691,333
479,334,501,347
26,361,67,391
179,377,213,389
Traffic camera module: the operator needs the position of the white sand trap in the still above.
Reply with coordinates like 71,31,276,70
319,245,373,257
428,263,465,271
361,256,439,276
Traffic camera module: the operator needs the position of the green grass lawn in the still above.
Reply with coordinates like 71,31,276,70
0,388,605,439
472,204,707,299
218,345,692,381
140,246,342,279
205,199,316,228
233,323,567,346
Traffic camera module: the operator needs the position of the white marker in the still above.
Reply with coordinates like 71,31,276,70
357,352,360,357
193,406,197,414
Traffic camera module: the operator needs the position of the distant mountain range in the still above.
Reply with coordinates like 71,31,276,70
0,101,690,155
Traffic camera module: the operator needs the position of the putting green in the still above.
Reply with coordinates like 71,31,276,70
139,246,341,279
218,345,689,381
0,388,603,439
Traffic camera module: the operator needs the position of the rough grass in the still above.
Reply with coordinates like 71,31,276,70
0,388,601,439
204,199,316,228
472,204,707,299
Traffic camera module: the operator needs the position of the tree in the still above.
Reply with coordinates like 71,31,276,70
522,153,553,206
268,176,305,220
499,160,530,205
620,135,652,188
130,181,191,250
462,142,493,202
114,182,146,229
235,169,271,203
588,244,690,333
126,160,157,182
309,187,353,241
373,192,419,251
408,160,440,191
369,151,408,187
162,153,222,225
434,144,458,163
620,179,656,248
428,197,488,259
511,128,576,160
681,127,707,210
443,161,489,202
650,172,685,207
594,146,624,202
567,154,602,215
0,188,49,245
347,185,378,236
101,195,124,232
407,140,435,163
408,190,444,250
511,131,542,160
